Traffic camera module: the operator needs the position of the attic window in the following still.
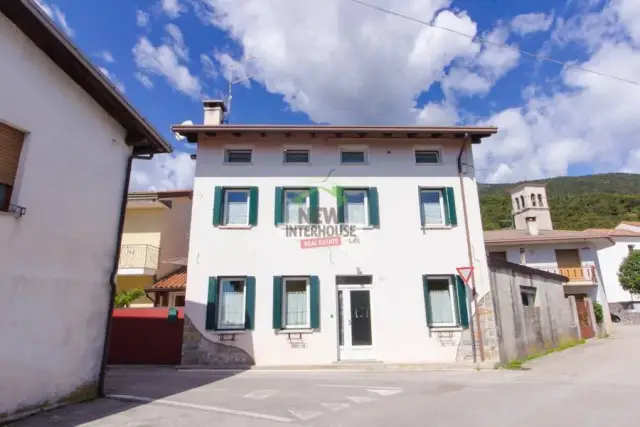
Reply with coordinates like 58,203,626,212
415,150,441,164
225,149,252,164
283,149,310,164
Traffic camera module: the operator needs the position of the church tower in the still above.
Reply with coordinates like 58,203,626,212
509,183,553,231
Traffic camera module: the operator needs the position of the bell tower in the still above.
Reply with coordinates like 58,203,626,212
509,183,553,231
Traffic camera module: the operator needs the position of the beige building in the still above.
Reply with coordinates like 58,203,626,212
117,190,192,306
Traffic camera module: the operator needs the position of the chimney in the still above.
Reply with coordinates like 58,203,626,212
203,100,227,125
525,217,539,236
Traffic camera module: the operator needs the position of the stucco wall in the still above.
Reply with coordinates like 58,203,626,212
185,137,490,365
597,237,640,304
0,14,130,419
489,243,599,271
121,208,164,248
157,197,191,278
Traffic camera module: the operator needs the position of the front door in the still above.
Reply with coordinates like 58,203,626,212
338,286,374,361
575,296,595,339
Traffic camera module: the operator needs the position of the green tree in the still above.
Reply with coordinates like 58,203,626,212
619,251,640,295
114,288,145,308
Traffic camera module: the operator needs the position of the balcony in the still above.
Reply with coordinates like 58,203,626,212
118,245,160,275
539,266,598,284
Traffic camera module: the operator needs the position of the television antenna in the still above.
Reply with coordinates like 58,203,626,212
226,63,253,121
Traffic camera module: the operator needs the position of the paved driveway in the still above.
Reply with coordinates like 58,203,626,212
13,325,640,427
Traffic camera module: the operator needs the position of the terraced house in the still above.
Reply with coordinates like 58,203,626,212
173,101,497,366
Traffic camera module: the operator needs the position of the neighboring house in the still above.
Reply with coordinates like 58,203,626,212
484,183,614,336
172,100,497,366
117,190,192,307
0,1,171,422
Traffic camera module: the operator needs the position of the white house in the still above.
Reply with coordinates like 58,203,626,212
0,1,171,422
173,101,497,367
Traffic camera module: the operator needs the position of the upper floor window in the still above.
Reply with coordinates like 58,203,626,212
0,122,26,213
283,149,310,164
415,149,441,164
419,187,457,227
225,148,252,164
520,195,525,208
515,197,521,210
340,148,367,164
531,193,536,207
343,189,369,225
212,186,258,226
284,189,310,224
538,194,543,207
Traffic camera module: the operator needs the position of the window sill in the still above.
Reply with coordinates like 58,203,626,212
211,329,247,334
218,225,253,230
421,225,452,230
429,326,463,332
276,328,314,335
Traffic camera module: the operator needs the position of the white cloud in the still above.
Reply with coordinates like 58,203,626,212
164,24,189,61
135,72,154,89
200,53,218,79
161,0,186,19
622,149,640,173
99,50,116,63
98,67,126,93
132,27,202,99
136,9,150,28
511,12,554,36
34,0,74,37
130,153,195,191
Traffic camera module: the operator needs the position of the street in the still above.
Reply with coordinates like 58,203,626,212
13,325,640,427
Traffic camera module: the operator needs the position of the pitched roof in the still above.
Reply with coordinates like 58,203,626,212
584,228,640,238
1,0,172,154
484,229,612,245
621,221,640,227
150,267,187,291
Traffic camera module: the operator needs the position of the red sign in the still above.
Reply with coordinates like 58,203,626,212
300,236,342,249
456,266,475,287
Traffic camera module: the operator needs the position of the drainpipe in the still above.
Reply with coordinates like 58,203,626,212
457,136,485,363
98,150,153,397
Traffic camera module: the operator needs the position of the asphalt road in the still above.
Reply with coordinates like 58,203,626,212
13,325,640,427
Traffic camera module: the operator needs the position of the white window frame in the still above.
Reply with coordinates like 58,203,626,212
343,189,369,226
427,275,458,328
414,149,442,165
282,146,311,164
339,146,368,165
420,189,446,226
170,292,186,307
224,147,253,164
223,188,250,226
217,277,247,330
283,188,310,225
282,276,311,329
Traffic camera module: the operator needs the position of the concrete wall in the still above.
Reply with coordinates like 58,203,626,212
184,137,490,365
0,14,130,420
487,259,579,364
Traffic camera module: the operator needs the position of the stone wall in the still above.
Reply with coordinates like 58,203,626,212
182,315,255,367
609,302,640,325
456,291,500,363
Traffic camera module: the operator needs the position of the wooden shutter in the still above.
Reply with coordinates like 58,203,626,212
309,187,319,224
0,123,25,186
272,276,283,329
205,277,218,330
274,187,284,226
422,275,432,326
249,187,259,226
455,275,469,328
310,275,320,329
444,187,458,226
213,186,223,226
335,186,345,223
245,276,256,330
367,187,380,227
418,188,425,227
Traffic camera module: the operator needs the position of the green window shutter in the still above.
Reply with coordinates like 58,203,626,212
249,187,259,226
455,275,469,328
335,186,345,223
444,187,458,226
422,275,432,326
309,187,319,224
418,188,425,226
213,186,223,226
274,187,284,226
272,276,283,329
367,187,380,227
310,275,320,329
205,277,218,330
245,276,256,330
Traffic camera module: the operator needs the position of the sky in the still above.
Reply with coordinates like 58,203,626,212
34,0,640,190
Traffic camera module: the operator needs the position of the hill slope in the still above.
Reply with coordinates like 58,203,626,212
479,173,640,230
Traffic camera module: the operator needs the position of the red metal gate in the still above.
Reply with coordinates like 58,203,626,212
575,298,595,339
107,308,184,365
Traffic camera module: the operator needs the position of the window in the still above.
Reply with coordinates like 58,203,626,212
223,189,250,225
225,149,252,163
415,149,440,164
515,197,520,210
284,189,310,224
422,275,468,328
521,287,536,307
0,122,26,212
283,277,310,328
173,294,186,307
0,184,12,212
283,149,310,164
519,248,526,264
340,149,367,164
537,194,543,207
218,278,247,330
344,189,368,225
419,187,457,227
531,193,536,207
520,195,525,208
629,245,636,255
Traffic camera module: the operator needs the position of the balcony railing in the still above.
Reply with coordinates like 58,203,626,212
118,245,160,270
539,266,597,283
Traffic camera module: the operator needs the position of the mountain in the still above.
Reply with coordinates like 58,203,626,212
479,173,640,231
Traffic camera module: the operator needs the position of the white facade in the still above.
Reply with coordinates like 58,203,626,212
597,236,640,304
1,13,129,420
185,136,490,365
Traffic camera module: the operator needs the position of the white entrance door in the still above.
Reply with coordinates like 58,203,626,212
338,285,374,361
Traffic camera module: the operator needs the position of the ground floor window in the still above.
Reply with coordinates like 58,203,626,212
422,275,469,328
218,278,247,329
283,277,310,329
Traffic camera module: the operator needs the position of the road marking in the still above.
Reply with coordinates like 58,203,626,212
107,394,293,423
243,389,277,399
288,410,322,420
366,388,402,396
316,384,402,389
345,395,375,404
320,402,350,412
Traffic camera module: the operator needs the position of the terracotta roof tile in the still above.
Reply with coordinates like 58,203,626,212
484,229,610,245
151,267,187,290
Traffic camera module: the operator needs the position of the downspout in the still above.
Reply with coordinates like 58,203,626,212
98,150,153,397
457,136,485,362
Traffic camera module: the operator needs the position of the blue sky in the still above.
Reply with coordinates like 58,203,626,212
34,0,640,188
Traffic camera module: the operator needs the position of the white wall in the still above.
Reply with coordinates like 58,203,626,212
185,137,489,365
597,237,640,303
157,197,192,278
0,15,130,418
